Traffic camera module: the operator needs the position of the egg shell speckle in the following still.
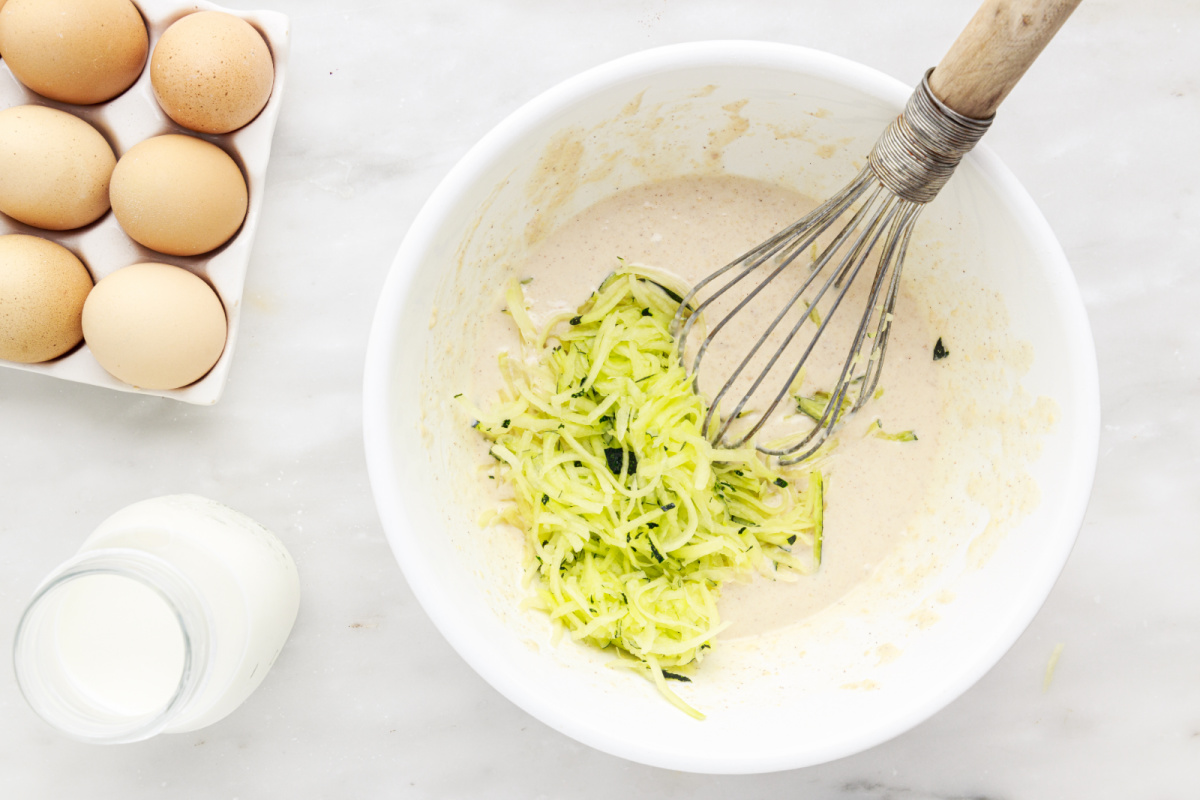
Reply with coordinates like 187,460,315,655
151,10,274,135
82,262,227,390
0,0,148,105
0,234,94,364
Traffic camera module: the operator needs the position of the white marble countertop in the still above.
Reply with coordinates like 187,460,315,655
2,0,1197,797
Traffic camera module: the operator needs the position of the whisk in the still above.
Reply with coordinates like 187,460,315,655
672,0,1080,463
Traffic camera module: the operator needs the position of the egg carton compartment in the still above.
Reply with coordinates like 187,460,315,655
0,0,290,405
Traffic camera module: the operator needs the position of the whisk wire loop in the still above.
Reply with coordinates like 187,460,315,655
757,196,917,462
671,167,875,366
716,186,901,449
697,170,880,442
674,70,993,463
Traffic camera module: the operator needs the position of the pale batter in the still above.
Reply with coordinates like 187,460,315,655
466,174,943,638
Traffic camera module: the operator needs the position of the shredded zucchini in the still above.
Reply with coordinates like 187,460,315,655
464,266,824,719
797,386,916,444
795,389,852,423
864,419,918,442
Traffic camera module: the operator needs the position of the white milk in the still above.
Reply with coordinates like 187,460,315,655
54,574,186,717
14,494,301,743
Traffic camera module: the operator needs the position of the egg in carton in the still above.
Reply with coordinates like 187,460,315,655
0,0,290,405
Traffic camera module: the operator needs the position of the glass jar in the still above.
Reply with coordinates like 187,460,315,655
13,495,300,743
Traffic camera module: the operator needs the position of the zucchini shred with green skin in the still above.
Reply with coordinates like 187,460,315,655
460,266,824,719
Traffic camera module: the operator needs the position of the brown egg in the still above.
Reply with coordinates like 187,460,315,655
82,262,227,389
0,234,93,363
0,105,116,231
109,135,248,257
0,0,148,105
151,11,274,135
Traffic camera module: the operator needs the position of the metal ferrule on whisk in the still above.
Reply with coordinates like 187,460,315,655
868,69,993,204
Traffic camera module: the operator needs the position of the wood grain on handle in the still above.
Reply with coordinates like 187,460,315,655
930,0,1081,119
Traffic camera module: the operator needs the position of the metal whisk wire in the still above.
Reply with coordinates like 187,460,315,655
759,197,923,463
671,69,994,463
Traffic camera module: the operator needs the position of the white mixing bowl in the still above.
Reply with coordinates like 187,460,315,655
363,41,1099,773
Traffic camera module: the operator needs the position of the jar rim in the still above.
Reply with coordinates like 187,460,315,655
12,548,214,744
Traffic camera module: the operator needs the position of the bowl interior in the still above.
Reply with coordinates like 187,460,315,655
364,42,1098,773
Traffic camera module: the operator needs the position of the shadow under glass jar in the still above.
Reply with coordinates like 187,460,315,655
12,548,214,744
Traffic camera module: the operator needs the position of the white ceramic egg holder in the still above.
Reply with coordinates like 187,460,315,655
0,0,289,405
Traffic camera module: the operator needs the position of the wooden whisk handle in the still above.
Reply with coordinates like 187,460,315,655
930,0,1081,119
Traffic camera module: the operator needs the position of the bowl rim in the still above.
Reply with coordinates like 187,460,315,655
363,39,1100,773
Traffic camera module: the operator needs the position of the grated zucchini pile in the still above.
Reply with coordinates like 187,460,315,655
463,266,824,718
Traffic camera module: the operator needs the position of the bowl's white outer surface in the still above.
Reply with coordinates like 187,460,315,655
363,41,1100,773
